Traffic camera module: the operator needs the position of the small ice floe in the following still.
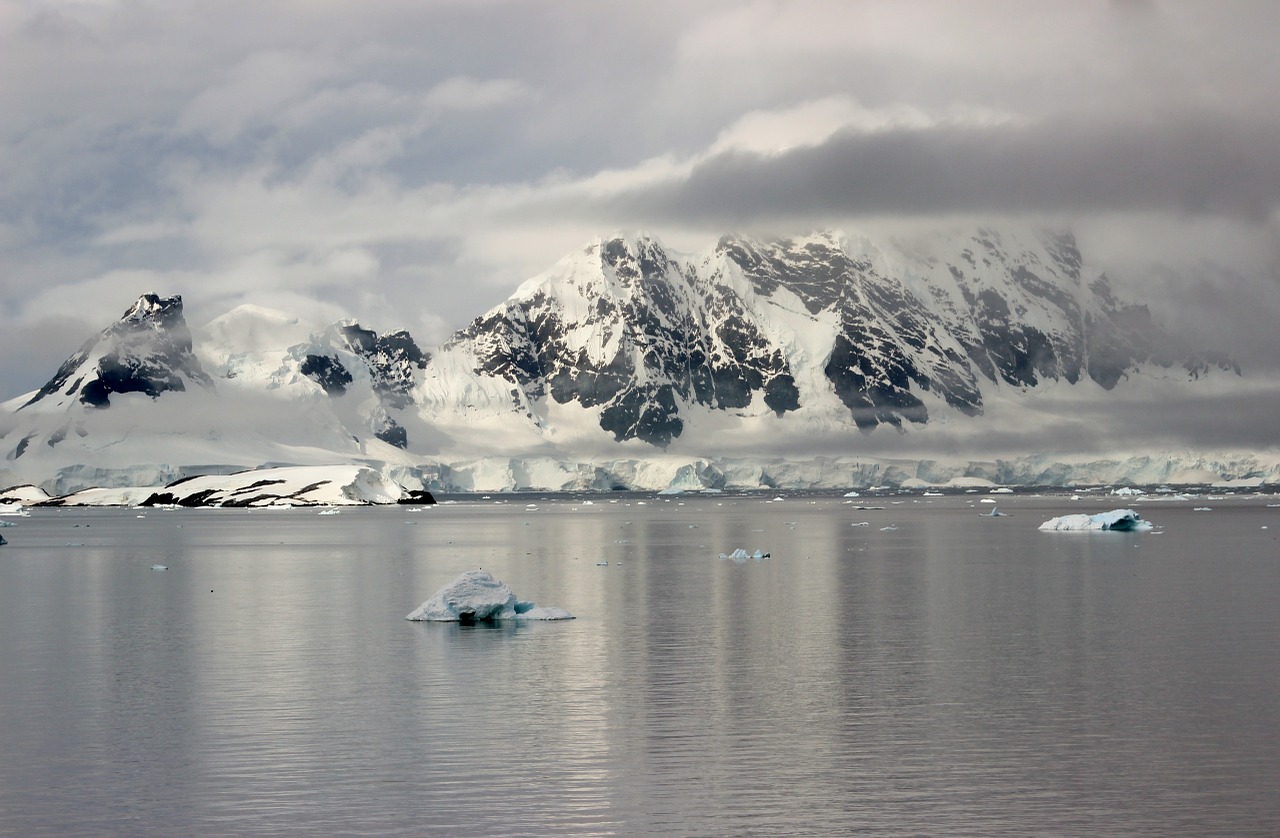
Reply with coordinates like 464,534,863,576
406,570,574,623
0,504,30,517
596,560,609,567
318,508,341,516
1038,508,1154,532
718,548,770,561
981,507,1008,517
843,491,861,498
880,525,898,532
851,521,869,527
0,520,15,527
0,534,7,546
979,498,997,504
1193,507,1212,512
150,564,168,571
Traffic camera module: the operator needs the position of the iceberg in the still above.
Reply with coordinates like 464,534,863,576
0,533,6,546
405,570,574,622
718,548,770,561
1038,508,1154,532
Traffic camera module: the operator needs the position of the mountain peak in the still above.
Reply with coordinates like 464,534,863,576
120,293,186,328
20,291,209,412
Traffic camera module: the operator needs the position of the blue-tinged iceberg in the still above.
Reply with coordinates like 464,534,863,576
406,570,574,622
1038,508,1154,532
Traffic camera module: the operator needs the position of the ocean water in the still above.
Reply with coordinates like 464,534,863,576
0,492,1277,836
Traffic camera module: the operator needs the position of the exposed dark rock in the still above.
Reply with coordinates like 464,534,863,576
300,354,352,396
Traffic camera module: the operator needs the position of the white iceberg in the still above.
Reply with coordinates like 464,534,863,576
1038,508,1154,532
718,548,770,561
405,570,574,622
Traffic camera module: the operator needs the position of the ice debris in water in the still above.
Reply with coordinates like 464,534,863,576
405,569,574,622
719,548,770,561
981,507,1008,517
1038,508,1153,532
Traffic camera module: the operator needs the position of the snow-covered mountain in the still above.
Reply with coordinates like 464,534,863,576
448,228,1233,447
0,227,1268,495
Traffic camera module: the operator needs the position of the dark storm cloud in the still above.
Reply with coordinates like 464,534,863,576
602,112,1280,226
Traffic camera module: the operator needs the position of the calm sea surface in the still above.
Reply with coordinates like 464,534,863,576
1,492,1277,836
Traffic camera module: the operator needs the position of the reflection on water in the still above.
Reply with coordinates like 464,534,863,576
1,496,1278,835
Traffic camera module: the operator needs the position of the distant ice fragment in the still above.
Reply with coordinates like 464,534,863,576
982,507,1008,517
718,548,769,561
405,569,574,622
0,534,7,546
1038,508,1153,532
151,564,167,571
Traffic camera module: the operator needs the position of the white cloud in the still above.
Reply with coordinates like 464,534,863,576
423,76,534,111
176,50,336,146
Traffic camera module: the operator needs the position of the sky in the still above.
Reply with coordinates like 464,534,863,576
2,0,1279,400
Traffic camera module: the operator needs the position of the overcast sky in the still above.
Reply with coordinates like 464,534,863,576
2,0,1279,399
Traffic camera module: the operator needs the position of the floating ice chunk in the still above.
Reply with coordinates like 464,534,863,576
596,560,609,567
406,570,574,622
1038,508,1153,532
0,520,15,527
1193,507,1212,512
318,508,340,516
151,564,167,571
982,507,1008,517
718,548,769,561
880,525,898,532
851,521,869,527
0,534,6,546
843,491,861,497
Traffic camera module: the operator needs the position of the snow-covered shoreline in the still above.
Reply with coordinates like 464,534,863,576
1,454,1276,508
